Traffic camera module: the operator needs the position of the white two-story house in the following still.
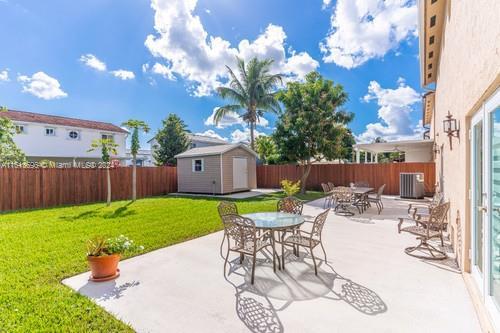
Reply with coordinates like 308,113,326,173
4,109,128,165
148,133,228,165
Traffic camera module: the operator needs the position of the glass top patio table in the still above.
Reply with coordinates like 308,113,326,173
241,212,305,230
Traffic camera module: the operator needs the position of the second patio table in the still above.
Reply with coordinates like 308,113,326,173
241,212,305,272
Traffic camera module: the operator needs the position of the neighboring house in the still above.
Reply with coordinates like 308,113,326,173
148,133,228,165
418,0,499,330
125,149,154,167
175,143,257,194
353,140,434,163
3,109,128,165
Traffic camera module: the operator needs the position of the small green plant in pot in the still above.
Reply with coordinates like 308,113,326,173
280,179,301,197
87,235,144,282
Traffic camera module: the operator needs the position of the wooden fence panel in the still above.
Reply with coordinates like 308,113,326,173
0,167,177,212
256,162,436,195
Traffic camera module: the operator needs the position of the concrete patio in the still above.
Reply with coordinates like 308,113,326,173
63,196,481,333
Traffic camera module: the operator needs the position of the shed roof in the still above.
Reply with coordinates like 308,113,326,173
175,143,257,158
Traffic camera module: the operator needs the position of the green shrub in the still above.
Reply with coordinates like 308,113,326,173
280,179,301,197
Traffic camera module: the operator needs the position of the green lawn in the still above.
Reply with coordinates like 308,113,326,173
0,191,322,332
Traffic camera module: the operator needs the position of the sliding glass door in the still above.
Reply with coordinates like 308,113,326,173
489,105,500,309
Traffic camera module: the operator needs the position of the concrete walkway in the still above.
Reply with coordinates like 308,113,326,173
63,197,481,333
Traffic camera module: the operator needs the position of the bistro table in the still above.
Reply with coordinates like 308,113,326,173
241,212,305,272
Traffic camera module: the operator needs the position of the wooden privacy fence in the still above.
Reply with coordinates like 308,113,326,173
257,162,436,195
0,166,177,212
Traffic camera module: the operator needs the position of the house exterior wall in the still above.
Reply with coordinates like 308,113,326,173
176,155,222,194
12,121,127,164
405,148,432,162
432,0,500,269
428,0,499,330
221,147,257,193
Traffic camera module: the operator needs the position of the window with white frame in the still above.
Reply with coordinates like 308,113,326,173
68,130,79,140
15,125,26,134
45,127,55,136
192,159,204,172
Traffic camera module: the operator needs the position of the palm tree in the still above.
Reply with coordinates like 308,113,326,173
88,138,118,206
122,119,150,201
215,57,282,149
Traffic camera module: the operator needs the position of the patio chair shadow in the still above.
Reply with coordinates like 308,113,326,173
224,250,387,320
78,280,140,301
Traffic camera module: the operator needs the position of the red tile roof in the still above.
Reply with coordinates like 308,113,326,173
3,109,128,133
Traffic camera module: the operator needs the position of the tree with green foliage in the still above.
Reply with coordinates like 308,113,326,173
153,114,190,166
121,119,150,201
215,57,282,150
88,138,118,206
274,72,352,193
339,129,356,162
0,107,27,165
255,135,279,165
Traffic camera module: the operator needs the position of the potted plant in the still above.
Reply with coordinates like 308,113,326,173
87,235,143,282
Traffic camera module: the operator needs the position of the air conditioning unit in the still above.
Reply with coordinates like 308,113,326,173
400,173,425,199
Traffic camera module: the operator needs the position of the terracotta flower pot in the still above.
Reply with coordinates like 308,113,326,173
87,254,121,282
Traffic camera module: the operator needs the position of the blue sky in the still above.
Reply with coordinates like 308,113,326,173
0,0,423,146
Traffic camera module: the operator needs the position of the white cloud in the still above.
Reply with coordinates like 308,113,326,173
195,129,228,141
17,72,68,100
204,107,269,128
0,69,9,82
110,70,135,80
320,0,417,69
151,63,176,80
322,0,332,9
79,54,107,71
356,79,422,143
205,9,211,14
230,127,266,143
144,0,319,96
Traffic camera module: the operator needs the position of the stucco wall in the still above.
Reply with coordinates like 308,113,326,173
405,148,433,162
432,0,500,269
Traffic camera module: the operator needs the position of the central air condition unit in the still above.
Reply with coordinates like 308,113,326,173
400,173,425,199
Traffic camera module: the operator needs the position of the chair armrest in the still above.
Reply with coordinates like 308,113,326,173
256,230,272,241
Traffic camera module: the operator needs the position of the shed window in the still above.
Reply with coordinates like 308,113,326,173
192,159,204,172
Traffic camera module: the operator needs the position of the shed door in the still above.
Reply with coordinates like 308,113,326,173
233,157,248,189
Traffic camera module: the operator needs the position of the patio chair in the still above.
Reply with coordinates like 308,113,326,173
221,214,273,284
277,196,304,215
367,184,386,214
282,209,330,275
217,201,238,256
398,202,450,260
331,187,359,215
321,183,333,208
407,191,444,219
327,182,335,191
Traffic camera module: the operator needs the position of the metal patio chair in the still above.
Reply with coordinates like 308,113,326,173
321,183,334,208
367,184,386,214
327,182,335,191
221,214,273,284
407,191,444,219
277,196,304,215
217,201,238,256
398,202,450,260
331,186,359,215
282,209,330,275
